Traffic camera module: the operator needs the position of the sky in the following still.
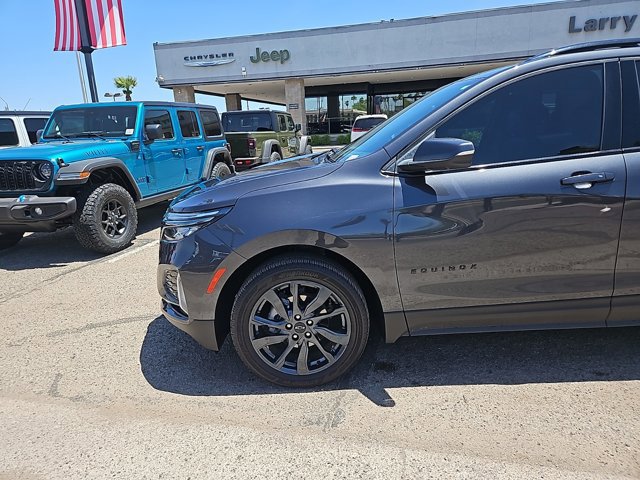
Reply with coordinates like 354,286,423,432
0,0,565,113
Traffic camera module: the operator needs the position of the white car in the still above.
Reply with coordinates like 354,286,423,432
0,111,50,148
350,114,388,142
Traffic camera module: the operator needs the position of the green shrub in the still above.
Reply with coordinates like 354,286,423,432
310,134,331,146
337,134,351,145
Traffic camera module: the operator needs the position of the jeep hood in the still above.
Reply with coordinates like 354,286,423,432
0,140,130,162
170,153,342,213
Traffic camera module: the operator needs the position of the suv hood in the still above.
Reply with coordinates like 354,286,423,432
0,140,129,162
170,153,342,213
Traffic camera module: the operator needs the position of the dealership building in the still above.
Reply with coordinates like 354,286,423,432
153,0,639,134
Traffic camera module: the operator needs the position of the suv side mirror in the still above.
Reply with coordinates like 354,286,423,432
145,124,163,141
36,129,44,142
295,123,302,132
397,137,474,174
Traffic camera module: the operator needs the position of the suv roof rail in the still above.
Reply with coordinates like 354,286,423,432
524,37,640,63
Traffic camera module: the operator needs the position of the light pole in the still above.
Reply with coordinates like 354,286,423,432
104,92,122,102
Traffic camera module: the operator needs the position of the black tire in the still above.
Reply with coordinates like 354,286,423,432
73,183,138,254
269,151,281,162
210,161,232,180
230,255,369,387
0,232,24,250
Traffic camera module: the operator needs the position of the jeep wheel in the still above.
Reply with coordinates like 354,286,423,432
0,232,24,250
230,255,369,387
269,151,281,162
73,183,138,254
210,162,232,180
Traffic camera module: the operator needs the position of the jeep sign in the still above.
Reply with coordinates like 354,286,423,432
250,47,291,64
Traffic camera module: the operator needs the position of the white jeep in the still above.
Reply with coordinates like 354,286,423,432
0,111,50,148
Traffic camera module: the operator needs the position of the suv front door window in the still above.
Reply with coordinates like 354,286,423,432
393,63,626,333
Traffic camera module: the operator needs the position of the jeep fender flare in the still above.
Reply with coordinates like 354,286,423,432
202,147,234,180
53,157,142,201
298,135,312,155
261,140,281,161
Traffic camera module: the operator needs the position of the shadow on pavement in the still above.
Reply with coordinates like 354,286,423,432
0,202,168,271
140,315,640,406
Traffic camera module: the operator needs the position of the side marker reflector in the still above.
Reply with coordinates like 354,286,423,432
206,268,227,294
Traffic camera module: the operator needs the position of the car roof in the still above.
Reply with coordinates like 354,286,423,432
53,101,218,111
0,111,51,116
354,114,387,120
223,110,287,115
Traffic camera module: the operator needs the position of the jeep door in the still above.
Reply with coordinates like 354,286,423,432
176,109,204,183
143,109,185,192
393,62,626,333
277,113,296,157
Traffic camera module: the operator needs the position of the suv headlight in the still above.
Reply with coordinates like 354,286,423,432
161,206,232,241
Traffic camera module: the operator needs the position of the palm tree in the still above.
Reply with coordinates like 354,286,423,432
113,76,137,101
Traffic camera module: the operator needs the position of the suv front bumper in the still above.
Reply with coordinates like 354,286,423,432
0,195,77,232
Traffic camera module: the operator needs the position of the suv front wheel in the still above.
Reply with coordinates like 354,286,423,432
73,183,138,254
230,255,370,387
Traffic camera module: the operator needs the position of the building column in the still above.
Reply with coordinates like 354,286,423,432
284,78,307,134
327,94,340,134
173,86,195,103
225,93,242,111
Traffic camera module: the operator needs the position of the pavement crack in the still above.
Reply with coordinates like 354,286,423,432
46,315,155,338
48,373,62,398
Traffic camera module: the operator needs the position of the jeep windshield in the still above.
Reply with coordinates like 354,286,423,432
332,67,509,162
43,106,138,139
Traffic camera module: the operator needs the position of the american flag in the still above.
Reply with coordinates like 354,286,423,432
54,0,127,51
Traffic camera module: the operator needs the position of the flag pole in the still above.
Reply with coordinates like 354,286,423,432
75,51,89,103
74,0,99,102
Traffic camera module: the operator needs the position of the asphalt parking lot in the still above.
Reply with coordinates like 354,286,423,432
0,203,638,479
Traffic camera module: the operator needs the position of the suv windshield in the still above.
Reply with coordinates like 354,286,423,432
43,106,138,139
333,67,508,162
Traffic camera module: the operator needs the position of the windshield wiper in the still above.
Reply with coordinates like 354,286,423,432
68,131,109,140
43,132,72,142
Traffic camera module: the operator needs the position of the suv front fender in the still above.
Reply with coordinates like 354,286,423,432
54,157,142,200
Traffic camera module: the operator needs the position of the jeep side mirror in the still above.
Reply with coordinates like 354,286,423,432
145,124,163,141
295,123,302,132
397,137,474,174
36,129,44,142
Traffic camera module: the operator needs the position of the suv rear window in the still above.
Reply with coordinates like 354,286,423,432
353,117,386,130
199,109,222,137
222,112,273,132
24,117,47,144
0,119,18,146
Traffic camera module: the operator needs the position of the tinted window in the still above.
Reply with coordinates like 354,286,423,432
353,117,386,130
177,110,201,138
199,109,221,137
222,112,273,132
44,107,137,139
622,61,640,148
278,115,287,132
333,67,507,162
0,119,18,146
436,65,604,165
23,117,48,144
144,110,174,140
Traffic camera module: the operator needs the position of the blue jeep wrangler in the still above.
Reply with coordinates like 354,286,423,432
0,101,233,253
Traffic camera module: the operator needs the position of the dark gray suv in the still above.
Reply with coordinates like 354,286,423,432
158,39,640,387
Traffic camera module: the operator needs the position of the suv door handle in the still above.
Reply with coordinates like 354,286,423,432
196,146,204,152
561,172,614,189
171,148,182,155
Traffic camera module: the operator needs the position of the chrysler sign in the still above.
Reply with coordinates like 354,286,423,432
184,52,235,67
